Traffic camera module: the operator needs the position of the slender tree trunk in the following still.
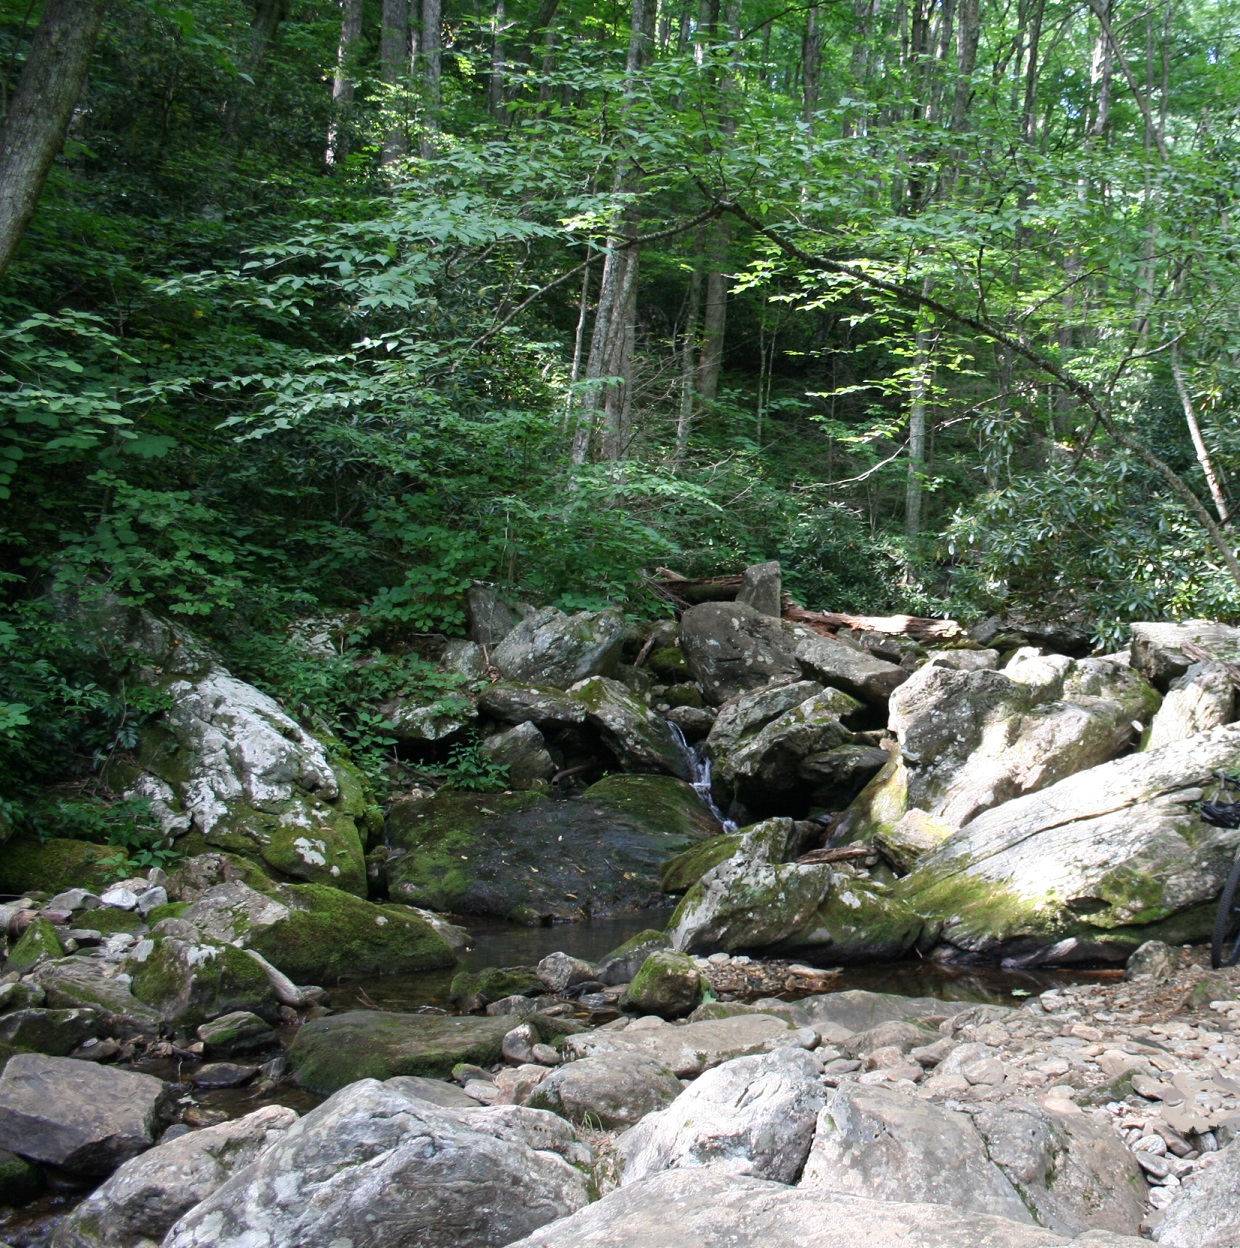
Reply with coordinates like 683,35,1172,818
905,283,934,541
802,5,822,127
419,0,443,156
326,0,364,166
1172,347,1230,527
674,261,703,462
381,0,410,164
245,0,289,72
0,0,108,280
951,0,979,132
488,0,507,120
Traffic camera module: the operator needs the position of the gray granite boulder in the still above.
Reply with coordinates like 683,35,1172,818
492,607,625,688
1130,621,1240,691
1144,661,1236,750
162,1080,591,1248
793,631,909,708
1152,1134,1240,1247
481,722,556,788
679,603,801,705
568,677,691,778
527,1052,682,1128
736,561,782,617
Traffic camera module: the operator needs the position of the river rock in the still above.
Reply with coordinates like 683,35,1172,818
801,1082,1032,1223
287,1010,515,1094
197,1010,278,1055
385,776,717,922
792,989,971,1034
177,879,457,981
504,1169,1149,1248
617,1047,825,1185
0,1054,168,1175
596,930,670,986
847,654,1160,838
679,603,801,704
565,1012,809,1078
0,1007,101,1054
736,561,782,617
476,683,589,729
0,839,129,896
568,676,691,778
619,950,704,1018
1130,621,1240,690
125,935,278,1027
53,1105,298,1248
4,917,62,975
798,743,890,809
706,681,825,756
972,1101,1146,1235
1144,661,1236,750
161,1081,591,1248
793,631,909,708
527,1052,682,1128
536,952,597,994
29,957,162,1038
383,695,475,743
1152,1133,1240,1246
482,722,556,788
893,722,1240,963
492,606,625,688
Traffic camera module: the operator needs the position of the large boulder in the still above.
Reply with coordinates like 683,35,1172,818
476,683,589,729
668,818,921,959
679,603,801,705
1130,620,1240,691
616,1047,826,1185
162,1081,591,1248
792,631,909,709
125,936,278,1028
527,1052,683,1129
564,1013,811,1078
0,839,129,896
736,561,782,617
52,1105,298,1248
619,950,704,1018
503,1170,1148,1248
802,1083,1030,1223
844,653,1161,839
1144,661,1236,750
894,722,1240,964
30,957,163,1039
177,879,457,981
287,1011,515,1094
481,722,556,788
384,777,718,923
0,1054,168,1176
1152,1134,1240,1247
567,677,691,778
492,607,625,688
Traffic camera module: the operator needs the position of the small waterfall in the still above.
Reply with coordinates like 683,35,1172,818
667,720,738,833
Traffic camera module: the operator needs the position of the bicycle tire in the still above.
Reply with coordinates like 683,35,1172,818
1212,856,1240,969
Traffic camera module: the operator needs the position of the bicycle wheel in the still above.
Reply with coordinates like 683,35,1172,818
1212,857,1240,969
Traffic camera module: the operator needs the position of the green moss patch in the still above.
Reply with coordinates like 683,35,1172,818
0,839,127,896
5,917,64,974
660,834,741,894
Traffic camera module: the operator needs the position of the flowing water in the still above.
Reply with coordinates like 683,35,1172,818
666,720,738,833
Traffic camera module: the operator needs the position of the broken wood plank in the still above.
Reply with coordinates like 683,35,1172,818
783,602,965,641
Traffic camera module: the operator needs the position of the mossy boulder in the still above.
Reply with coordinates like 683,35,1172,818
0,839,126,896
4,917,63,975
81,907,148,936
127,936,277,1027
0,1007,101,1054
567,676,692,778
385,776,718,923
449,966,545,1012
647,645,689,681
31,957,162,1038
660,834,742,894
286,1010,514,1094
596,929,670,986
620,950,704,1018
0,1148,40,1205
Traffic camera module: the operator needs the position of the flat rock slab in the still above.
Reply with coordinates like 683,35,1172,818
287,1010,515,1094
564,1014,807,1078
0,1053,167,1175
793,989,971,1034
505,1170,1149,1248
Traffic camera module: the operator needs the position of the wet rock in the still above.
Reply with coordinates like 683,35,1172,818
197,1010,278,1056
797,743,890,809
503,1169,1147,1248
451,967,545,1012
126,935,278,1028
873,807,954,873
287,1010,515,1094
565,1012,809,1078
29,958,161,1039
4,917,63,975
189,1063,259,1089
1125,941,1177,981
801,1082,1032,1223
162,1081,591,1248
0,1008,101,1055
0,1054,168,1176
617,1047,825,1185
679,603,801,705
53,1105,297,1248
596,930,670,987
492,606,625,688
384,696,475,743
736,561,782,618
482,722,556,788
619,951,704,1018
568,676,691,778
527,1052,681,1128
476,683,589,729
0,1149,39,1206
536,952,597,994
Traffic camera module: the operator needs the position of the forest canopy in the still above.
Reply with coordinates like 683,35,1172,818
2,0,1240,823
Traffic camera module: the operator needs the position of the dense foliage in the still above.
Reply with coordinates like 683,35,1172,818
2,0,1240,815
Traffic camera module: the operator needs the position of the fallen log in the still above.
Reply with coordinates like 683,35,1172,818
783,602,965,642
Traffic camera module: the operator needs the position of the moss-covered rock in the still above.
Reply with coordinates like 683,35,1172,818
127,936,277,1027
620,950,703,1018
385,776,718,923
5,917,64,975
0,839,126,896
0,1007,101,1054
81,907,148,936
660,834,742,894
596,929,670,985
0,1148,41,1206
567,676,692,778
287,1010,514,1094
448,966,544,1012
30,957,162,1038
648,645,689,681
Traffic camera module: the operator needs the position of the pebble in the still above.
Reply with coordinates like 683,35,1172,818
1133,1150,1170,1178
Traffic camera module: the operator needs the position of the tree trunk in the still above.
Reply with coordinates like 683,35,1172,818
905,286,934,542
1172,347,1230,526
488,0,507,120
381,0,410,164
0,0,108,281
326,0,364,166
674,260,703,462
418,0,443,157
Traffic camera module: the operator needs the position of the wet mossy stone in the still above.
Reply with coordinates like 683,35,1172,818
0,839,127,897
596,929,670,986
0,1007,101,1055
0,1148,40,1206
385,777,718,923
648,645,690,681
620,950,704,1018
82,907,147,936
287,1010,514,1095
244,884,458,982
660,834,742,894
449,966,544,1012
30,957,161,1038
4,917,63,975
127,937,277,1028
